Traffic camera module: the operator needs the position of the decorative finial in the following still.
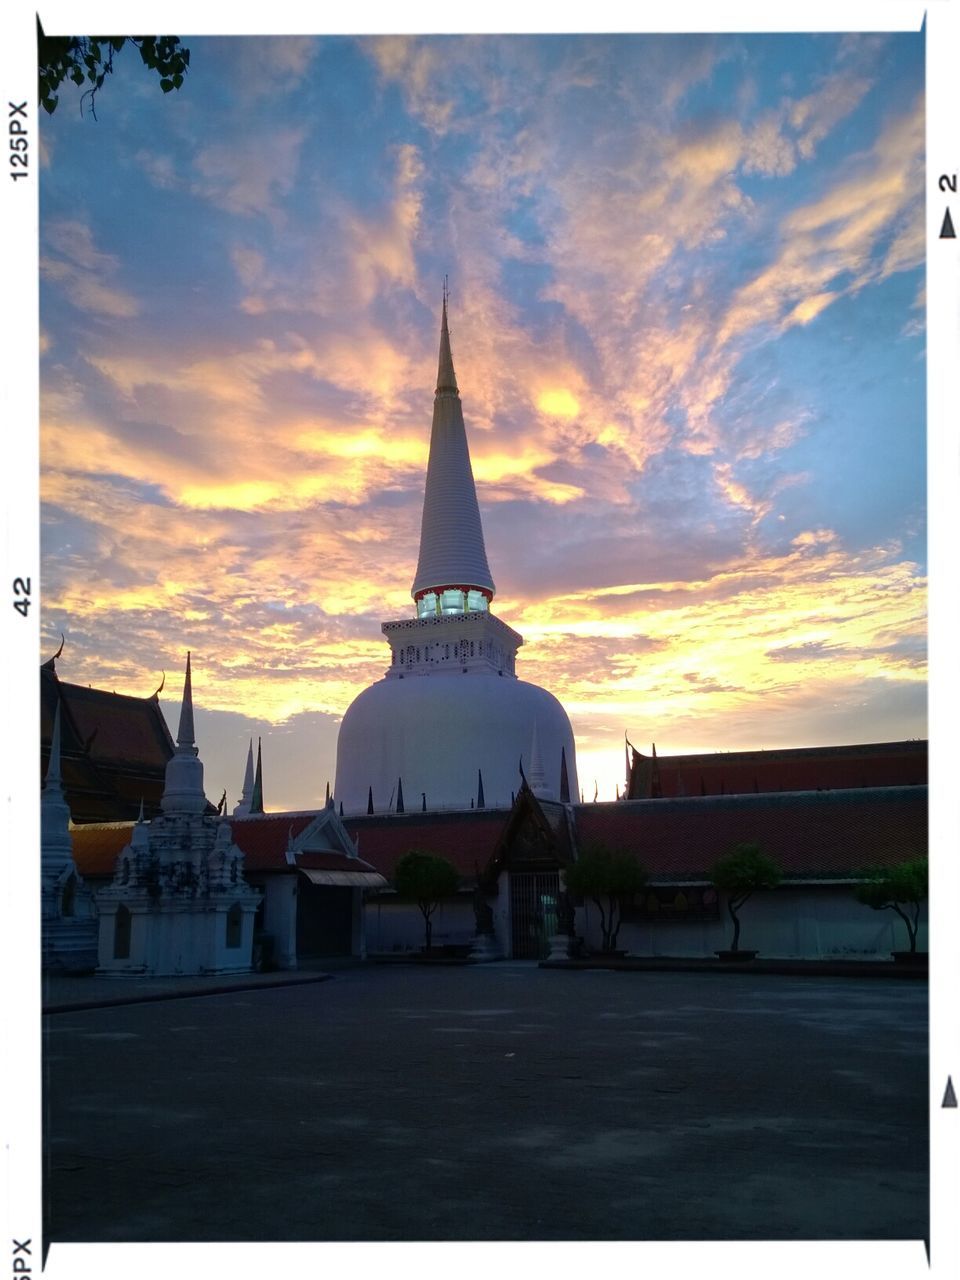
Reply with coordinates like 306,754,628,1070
42,633,65,671
152,671,166,698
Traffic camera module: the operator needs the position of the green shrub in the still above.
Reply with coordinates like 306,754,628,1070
855,858,927,953
709,843,781,953
393,850,460,951
564,843,648,952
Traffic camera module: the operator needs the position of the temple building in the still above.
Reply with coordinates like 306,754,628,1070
40,648,187,823
626,739,927,799
334,295,579,814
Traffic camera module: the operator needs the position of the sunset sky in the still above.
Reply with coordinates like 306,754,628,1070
39,28,926,809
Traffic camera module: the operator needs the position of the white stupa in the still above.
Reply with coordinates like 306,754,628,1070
95,653,261,975
334,291,579,814
41,700,98,971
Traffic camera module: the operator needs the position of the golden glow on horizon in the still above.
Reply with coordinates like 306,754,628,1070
50,533,923,769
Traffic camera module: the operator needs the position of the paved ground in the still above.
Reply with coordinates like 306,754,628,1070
42,960,346,1013
43,964,928,1243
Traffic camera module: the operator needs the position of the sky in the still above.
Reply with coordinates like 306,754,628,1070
38,28,927,809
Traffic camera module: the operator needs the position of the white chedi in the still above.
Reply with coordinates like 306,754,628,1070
41,700,98,972
95,653,261,976
334,296,579,814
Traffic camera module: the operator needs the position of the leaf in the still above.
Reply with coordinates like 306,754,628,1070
172,73,183,88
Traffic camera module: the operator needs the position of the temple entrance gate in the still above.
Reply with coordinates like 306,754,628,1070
509,870,560,959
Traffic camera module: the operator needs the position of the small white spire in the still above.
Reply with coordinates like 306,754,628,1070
161,651,207,815
131,799,150,849
176,650,196,748
42,699,75,874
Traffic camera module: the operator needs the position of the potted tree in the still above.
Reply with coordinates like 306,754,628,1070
563,842,648,955
855,857,928,965
393,849,460,953
709,843,781,960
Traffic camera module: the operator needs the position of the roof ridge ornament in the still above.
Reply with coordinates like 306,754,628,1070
42,632,65,671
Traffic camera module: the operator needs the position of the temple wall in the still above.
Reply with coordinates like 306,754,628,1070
577,886,929,960
365,896,475,953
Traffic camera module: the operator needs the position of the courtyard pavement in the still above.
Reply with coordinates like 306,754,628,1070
43,963,927,1244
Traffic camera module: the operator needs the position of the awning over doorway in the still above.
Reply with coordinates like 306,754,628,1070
298,868,388,889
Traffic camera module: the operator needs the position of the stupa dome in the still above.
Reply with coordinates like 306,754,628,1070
335,671,577,814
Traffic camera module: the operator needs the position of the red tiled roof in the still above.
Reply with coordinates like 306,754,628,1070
628,740,927,799
72,813,378,878
72,788,927,886
575,786,927,879
41,666,178,822
228,813,317,870
42,673,175,766
71,824,135,877
343,810,510,880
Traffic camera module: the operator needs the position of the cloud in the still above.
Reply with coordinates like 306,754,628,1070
135,149,178,190
345,144,425,301
41,219,140,318
742,112,798,177
718,94,923,346
224,36,318,100
788,74,874,161
766,639,844,662
45,220,119,272
192,127,307,221
365,35,472,136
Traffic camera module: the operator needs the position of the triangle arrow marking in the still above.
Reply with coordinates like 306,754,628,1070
940,208,956,239
942,1075,957,1108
